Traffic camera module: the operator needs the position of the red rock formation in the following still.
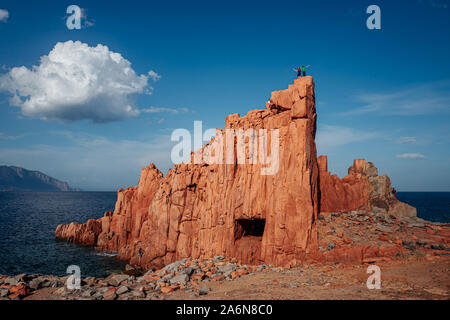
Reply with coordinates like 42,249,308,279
318,155,416,218
55,76,417,269
57,76,321,269
318,156,370,213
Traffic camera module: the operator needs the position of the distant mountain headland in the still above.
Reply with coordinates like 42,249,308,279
0,165,79,192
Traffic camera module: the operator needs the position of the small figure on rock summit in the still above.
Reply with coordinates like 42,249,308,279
294,65,310,77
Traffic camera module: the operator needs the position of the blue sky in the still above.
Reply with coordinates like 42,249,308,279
0,0,449,191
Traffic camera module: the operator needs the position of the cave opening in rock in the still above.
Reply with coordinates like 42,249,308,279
234,218,266,240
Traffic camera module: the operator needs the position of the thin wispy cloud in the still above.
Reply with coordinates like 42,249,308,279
316,124,382,149
141,106,189,114
426,0,449,9
344,80,450,116
80,8,95,28
396,153,426,159
395,136,417,144
0,9,8,22
148,70,161,81
0,132,23,140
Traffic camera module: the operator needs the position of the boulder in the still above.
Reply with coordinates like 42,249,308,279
116,286,129,295
198,285,210,296
8,283,30,299
102,288,117,300
388,201,417,219
108,274,129,287
29,278,43,290
169,274,189,285
0,288,9,298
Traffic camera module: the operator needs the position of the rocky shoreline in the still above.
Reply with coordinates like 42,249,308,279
0,256,293,300
3,207,449,300
1,253,449,300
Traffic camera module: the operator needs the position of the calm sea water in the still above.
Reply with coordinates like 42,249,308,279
0,192,126,278
396,192,449,223
0,191,448,277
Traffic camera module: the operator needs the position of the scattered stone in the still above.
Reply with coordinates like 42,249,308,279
257,264,267,272
8,283,30,299
116,285,129,295
29,278,43,290
402,241,416,251
331,213,341,218
51,280,64,288
102,288,117,300
144,269,155,276
162,273,175,281
133,290,146,298
161,286,174,293
0,288,9,297
54,286,67,296
14,274,30,283
82,289,95,297
409,223,425,228
163,260,186,273
198,285,209,295
109,274,129,287
219,264,235,273
430,244,445,250
327,242,336,251
376,223,392,233
180,267,194,276
41,279,63,288
5,277,18,286
169,274,189,285
125,264,136,272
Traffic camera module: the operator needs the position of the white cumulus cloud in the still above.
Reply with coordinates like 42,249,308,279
0,9,9,22
396,153,426,159
0,41,152,123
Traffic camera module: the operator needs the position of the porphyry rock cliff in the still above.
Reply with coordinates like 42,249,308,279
57,77,320,269
55,76,417,269
318,156,417,218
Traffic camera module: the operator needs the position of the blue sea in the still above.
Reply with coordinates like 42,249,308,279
395,192,449,223
0,192,126,278
0,192,448,277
